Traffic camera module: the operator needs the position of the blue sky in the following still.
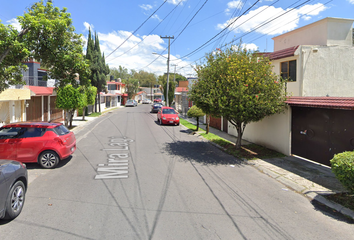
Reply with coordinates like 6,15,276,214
1,0,353,77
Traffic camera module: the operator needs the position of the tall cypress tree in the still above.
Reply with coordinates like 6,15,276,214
85,30,109,112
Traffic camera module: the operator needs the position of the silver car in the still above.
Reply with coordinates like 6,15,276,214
0,160,28,220
125,99,137,107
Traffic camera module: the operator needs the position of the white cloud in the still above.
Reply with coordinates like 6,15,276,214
139,4,152,11
6,18,21,31
167,0,187,5
96,30,194,76
83,22,94,31
241,43,258,51
217,4,327,36
227,1,243,9
347,0,354,4
152,14,162,22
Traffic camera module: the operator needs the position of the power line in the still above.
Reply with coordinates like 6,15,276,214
107,0,184,61
176,0,331,73
139,0,210,70
105,0,168,59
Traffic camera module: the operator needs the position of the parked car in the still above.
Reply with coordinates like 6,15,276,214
0,160,28,220
125,99,137,107
0,122,76,169
151,103,164,113
157,107,180,126
142,99,151,104
153,98,162,103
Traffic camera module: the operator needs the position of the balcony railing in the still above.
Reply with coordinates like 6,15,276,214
11,76,57,89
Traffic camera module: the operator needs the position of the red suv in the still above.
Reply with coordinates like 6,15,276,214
0,122,76,169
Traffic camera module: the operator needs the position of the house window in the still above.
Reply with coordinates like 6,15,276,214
280,60,296,81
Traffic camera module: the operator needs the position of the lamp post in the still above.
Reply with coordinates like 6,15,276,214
153,52,170,106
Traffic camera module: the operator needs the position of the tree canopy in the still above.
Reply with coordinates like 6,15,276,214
0,0,90,92
187,105,205,131
56,84,83,127
189,45,287,149
86,29,109,112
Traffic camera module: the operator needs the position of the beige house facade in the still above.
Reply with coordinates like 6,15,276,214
227,17,354,160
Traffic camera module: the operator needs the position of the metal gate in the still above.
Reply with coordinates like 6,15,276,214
291,107,354,166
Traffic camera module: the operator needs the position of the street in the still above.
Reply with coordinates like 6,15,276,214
1,104,353,240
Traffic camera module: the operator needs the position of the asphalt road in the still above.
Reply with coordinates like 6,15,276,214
1,104,353,239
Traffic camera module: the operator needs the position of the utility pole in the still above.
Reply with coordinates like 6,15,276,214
160,36,174,107
171,64,178,85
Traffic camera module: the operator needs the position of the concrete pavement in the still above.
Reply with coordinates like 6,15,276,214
180,116,354,220
68,107,354,220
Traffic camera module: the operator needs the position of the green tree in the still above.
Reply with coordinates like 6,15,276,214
133,70,156,87
80,85,97,120
0,0,89,92
56,84,83,127
187,105,205,131
123,78,139,99
191,45,287,149
158,74,176,107
86,30,109,112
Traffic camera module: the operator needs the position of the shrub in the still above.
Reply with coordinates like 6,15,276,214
330,151,354,193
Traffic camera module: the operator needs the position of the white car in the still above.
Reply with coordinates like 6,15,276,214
142,99,151,104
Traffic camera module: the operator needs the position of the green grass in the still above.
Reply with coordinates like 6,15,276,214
180,119,284,160
88,112,101,117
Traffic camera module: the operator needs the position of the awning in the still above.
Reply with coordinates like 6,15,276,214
27,86,55,96
286,96,354,110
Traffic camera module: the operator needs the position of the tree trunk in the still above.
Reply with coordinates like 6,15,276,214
206,114,210,134
234,122,246,149
82,106,86,121
196,117,199,131
64,110,69,127
69,110,74,128
98,92,101,112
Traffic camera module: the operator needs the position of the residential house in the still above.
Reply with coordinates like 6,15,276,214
134,91,147,103
100,79,126,109
226,17,354,166
0,60,63,126
139,87,164,101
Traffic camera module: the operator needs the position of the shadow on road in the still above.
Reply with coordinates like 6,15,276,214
310,197,354,224
163,140,245,166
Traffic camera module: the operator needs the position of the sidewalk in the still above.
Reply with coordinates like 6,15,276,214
181,116,354,220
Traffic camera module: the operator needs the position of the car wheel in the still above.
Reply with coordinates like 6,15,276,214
4,181,26,220
39,150,59,169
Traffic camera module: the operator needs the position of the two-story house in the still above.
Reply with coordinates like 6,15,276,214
227,17,354,166
0,60,63,126
100,79,126,109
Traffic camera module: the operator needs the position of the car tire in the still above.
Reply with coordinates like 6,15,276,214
4,181,26,220
38,150,59,169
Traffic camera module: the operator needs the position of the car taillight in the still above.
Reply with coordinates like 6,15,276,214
54,137,65,145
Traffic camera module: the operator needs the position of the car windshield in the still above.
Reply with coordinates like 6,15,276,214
127,100,133,103
162,109,176,114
